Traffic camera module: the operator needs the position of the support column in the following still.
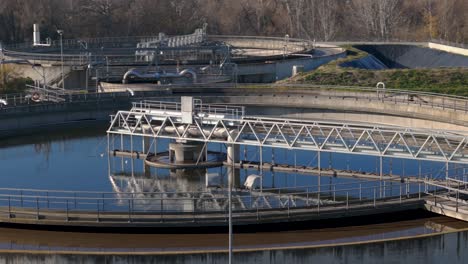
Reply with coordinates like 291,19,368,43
260,146,263,193
120,134,124,171
227,135,240,190
130,135,134,175
446,161,449,187
380,156,383,198
318,151,321,194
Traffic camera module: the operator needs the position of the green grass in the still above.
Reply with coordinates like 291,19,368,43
0,77,34,95
287,46,468,96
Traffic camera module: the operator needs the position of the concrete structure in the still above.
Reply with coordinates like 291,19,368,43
1,85,468,227
1,35,344,90
428,42,468,56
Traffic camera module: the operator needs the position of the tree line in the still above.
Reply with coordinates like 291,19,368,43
0,0,466,44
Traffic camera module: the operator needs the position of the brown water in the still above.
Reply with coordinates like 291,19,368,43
0,216,466,252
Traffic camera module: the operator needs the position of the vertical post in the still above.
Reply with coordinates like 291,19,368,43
128,199,132,222
66,199,69,221
399,183,402,204
317,193,320,214
359,184,362,201
446,162,449,182
333,185,336,202
318,151,321,194
373,188,376,207
36,197,39,220
130,134,134,157
260,146,263,193
418,181,421,200
160,196,164,222
97,199,100,222
8,196,11,219
379,156,383,198
228,157,233,264
346,192,349,210
58,30,65,90
272,148,275,166
120,134,124,170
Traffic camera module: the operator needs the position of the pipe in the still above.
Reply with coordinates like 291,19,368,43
33,24,40,46
179,69,197,83
122,68,161,84
151,125,235,139
123,68,198,84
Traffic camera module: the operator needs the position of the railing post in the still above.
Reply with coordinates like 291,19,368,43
36,197,40,220
97,199,100,222
333,185,336,202
456,190,459,213
373,188,376,207
418,182,421,200
160,197,163,222
346,192,349,210
306,187,309,206
359,184,362,201
8,196,11,219
193,198,196,222
66,199,69,221
317,193,320,215
128,199,132,222
20,190,23,207
400,183,402,204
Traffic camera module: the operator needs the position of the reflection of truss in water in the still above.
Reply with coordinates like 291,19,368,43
108,172,329,212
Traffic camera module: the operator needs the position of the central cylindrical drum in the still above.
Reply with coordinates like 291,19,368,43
169,142,206,163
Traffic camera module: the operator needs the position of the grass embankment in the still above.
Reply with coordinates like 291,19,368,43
288,46,468,96
0,65,33,95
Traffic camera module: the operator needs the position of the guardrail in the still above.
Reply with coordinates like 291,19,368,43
2,84,468,115
0,180,422,224
131,100,246,119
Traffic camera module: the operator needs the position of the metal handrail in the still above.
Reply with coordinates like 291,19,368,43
0,181,418,217
131,100,245,119
2,84,468,116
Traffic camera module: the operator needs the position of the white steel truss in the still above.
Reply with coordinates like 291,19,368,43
107,101,468,164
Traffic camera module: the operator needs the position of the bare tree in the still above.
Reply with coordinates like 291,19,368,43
316,0,338,41
0,0,465,43
352,0,402,40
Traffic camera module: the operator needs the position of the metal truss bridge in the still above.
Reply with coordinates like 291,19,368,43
107,98,468,165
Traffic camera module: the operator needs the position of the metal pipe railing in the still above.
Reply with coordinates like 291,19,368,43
0,181,423,220
2,84,468,125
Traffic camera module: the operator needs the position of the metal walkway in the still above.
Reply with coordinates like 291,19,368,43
107,98,468,164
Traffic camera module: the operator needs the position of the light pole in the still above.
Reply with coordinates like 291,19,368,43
57,29,64,90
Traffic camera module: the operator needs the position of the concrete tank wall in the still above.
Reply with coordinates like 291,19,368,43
2,88,468,137
237,51,346,82
0,229,467,263
354,44,468,68
429,42,468,56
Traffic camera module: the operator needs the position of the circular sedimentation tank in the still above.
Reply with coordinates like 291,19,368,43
1,66,468,259
1,32,345,88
